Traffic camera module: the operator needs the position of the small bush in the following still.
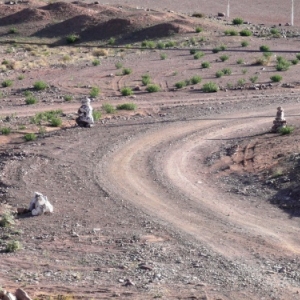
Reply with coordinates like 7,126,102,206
156,41,165,49
194,51,205,59
220,45,226,51
142,74,151,85
23,90,32,97
146,84,160,93
216,70,224,78
220,55,229,62
25,96,37,105
115,61,123,69
279,126,294,135
9,27,18,34
33,81,47,90
291,59,299,65
141,40,155,48
241,41,249,47
270,75,282,82
92,110,102,121
117,103,137,110
195,27,203,33
190,75,202,84
192,12,205,18
92,49,108,57
49,116,62,127
237,78,246,86
202,82,218,93
250,76,258,83
222,68,232,75
18,75,24,80
240,29,252,36
66,34,80,44
92,59,100,66
201,61,210,68
237,59,244,64
224,29,238,36
242,69,247,74
64,95,73,101
260,45,270,52
190,49,197,55
232,17,244,25
194,51,204,59
270,28,279,35
1,80,13,87
263,52,273,59
122,68,132,75
160,53,167,60
108,37,116,45
175,81,186,89
121,87,133,96
0,212,15,227
24,133,37,141
1,127,11,135
276,59,291,71
90,87,100,98
102,103,115,114
296,53,300,60
212,47,221,53
165,40,176,48
6,240,21,253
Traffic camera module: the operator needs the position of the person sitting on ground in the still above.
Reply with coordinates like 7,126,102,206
76,97,94,128
28,192,53,216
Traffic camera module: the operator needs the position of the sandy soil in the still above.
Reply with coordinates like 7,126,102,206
1,1,300,300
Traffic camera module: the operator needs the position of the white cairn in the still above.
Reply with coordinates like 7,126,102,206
28,192,53,216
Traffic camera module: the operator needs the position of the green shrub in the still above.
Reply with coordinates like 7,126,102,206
146,84,160,93
260,45,270,52
1,127,11,135
24,133,37,141
240,29,252,36
270,28,279,35
270,75,282,82
220,55,229,62
195,27,203,33
18,75,24,80
237,58,244,64
1,80,13,87
216,70,224,78
190,49,197,55
122,68,132,75
222,68,232,75
263,52,273,58
141,40,155,48
279,126,294,135
0,212,15,227
9,27,18,34
202,82,218,93
250,76,258,83
142,74,151,85
92,59,100,66
194,51,204,59
90,87,100,98
66,34,80,44
220,45,226,51
224,29,238,36
291,59,299,65
108,37,116,45
64,95,73,101
241,41,249,47
242,69,247,74
194,51,205,59
102,103,115,114
30,110,62,125
92,110,102,121
237,78,246,86
160,53,167,60
192,12,205,18
232,17,244,25
276,59,291,71
121,87,133,96
212,47,221,53
115,61,123,69
25,96,37,105
165,40,176,48
156,41,165,49
296,53,300,60
23,90,32,97
6,240,21,253
33,81,47,90
49,116,62,127
175,81,186,89
117,103,137,110
190,75,202,84
201,61,210,68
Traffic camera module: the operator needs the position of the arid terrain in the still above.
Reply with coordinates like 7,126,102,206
1,1,300,299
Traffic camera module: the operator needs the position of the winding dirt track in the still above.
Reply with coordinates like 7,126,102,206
96,102,300,294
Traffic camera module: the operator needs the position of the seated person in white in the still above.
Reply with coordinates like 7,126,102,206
28,192,53,216
76,97,94,128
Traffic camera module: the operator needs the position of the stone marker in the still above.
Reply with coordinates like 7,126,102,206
76,97,94,128
271,106,287,133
